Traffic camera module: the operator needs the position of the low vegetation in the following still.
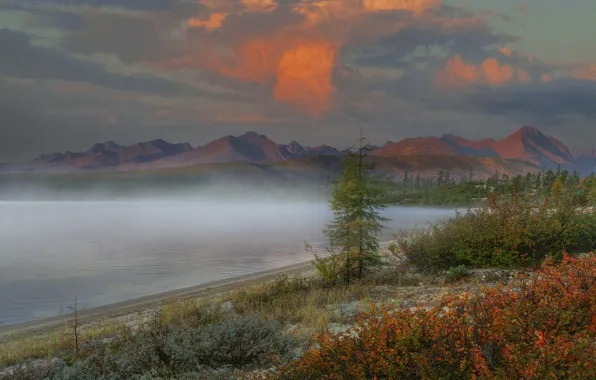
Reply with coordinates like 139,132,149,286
276,254,596,379
4,314,298,379
225,269,422,332
393,193,596,271
388,166,592,206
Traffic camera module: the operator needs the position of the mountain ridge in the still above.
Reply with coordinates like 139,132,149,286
6,126,596,176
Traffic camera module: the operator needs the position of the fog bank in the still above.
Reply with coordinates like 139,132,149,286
0,195,455,325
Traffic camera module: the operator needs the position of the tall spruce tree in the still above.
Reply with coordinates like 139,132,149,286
323,132,391,284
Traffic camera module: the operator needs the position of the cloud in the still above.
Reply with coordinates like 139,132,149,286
242,0,278,13
0,28,214,97
499,47,512,57
362,0,441,14
573,64,596,81
14,0,521,118
459,80,596,120
274,38,338,115
157,0,523,116
541,74,553,83
435,55,532,88
3,0,595,159
475,9,513,22
188,12,228,31
57,5,196,63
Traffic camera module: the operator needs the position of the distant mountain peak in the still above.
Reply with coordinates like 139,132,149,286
492,126,574,167
517,125,542,136
87,141,122,154
239,131,268,140
19,125,591,175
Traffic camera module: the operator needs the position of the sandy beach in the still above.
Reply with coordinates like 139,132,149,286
0,260,316,342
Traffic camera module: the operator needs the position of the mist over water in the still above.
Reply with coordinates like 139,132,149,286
0,193,456,326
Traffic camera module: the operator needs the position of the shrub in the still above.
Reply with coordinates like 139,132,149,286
393,194,596,270
0,359,65,380
444,264,470,283
16,315,297,379
275,254,596,379
170,315,296,370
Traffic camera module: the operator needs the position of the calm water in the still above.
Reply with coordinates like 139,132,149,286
0,200,455,325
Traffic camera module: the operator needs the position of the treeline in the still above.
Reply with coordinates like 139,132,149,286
387,166,596,206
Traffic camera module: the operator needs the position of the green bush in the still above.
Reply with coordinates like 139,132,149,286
170,315,296,370
444,265,470,283
393,194,596,270
0,359,65,380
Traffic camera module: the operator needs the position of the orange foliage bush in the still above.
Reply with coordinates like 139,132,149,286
275,254,596,379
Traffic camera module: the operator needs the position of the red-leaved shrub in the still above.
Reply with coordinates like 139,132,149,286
275,254,596,379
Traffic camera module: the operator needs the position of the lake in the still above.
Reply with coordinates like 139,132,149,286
0,200,456,325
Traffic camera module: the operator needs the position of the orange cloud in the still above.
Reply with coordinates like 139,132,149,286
188,12,227,31
242,0,278,12
435,55,531,88
434,55,479,88
499,47,512,57
481,58,514,86
516,69,531,83
175,0,461,116
362,0,441,14
292,0,357,25
274,39,338,116
573,64,596,81
204,34,339,116
294,0,442,25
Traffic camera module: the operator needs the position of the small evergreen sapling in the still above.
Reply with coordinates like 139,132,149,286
321,131,391,284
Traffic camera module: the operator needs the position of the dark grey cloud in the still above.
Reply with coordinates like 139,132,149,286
354,25,515,68
11,0,203,64
0,28,219,97
462,80,596,119
0,77,210,162
0,0,198,12
0,78,104,162
59,11,186,63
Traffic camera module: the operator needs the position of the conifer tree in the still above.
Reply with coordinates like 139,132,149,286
323,131,391,284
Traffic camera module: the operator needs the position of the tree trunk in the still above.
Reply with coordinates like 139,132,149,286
357,134,364,280
358,225,363,279
345,252,351,285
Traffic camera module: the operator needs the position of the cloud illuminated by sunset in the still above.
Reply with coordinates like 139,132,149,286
188,13,227,31
573,64,596,81
435,55,531,88
362,0,441,14
242,0,278,12
274,39,338,116
177,0,447,116
541,74,553,83
499,47,512,57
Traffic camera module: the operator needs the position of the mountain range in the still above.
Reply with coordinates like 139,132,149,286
5,126,596,178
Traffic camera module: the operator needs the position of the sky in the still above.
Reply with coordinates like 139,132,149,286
0,0,595,162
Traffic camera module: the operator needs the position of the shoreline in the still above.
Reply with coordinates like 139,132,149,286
0,260,316,341
0,241,396,342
